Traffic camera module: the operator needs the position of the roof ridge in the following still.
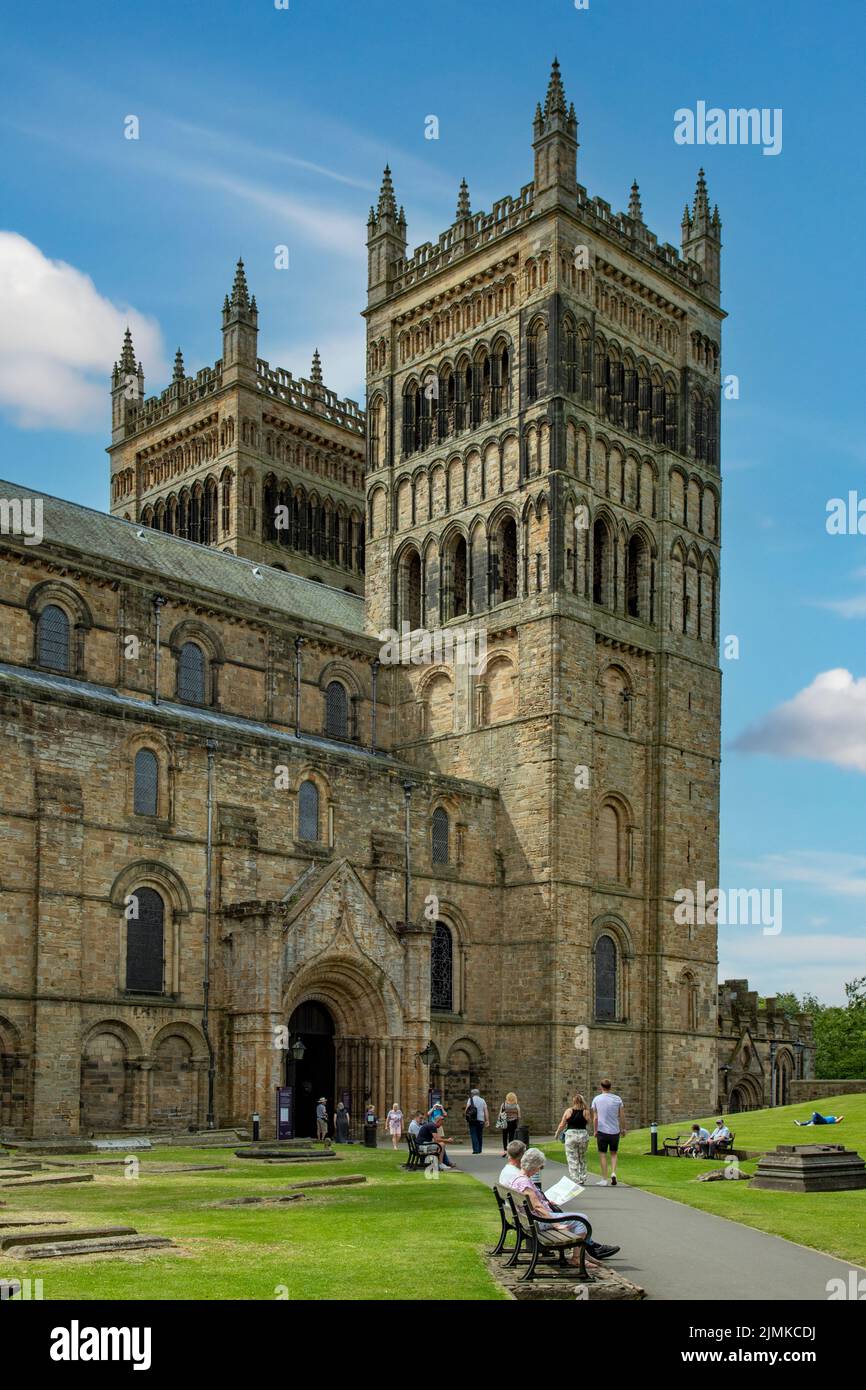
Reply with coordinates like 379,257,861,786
0,475,364,603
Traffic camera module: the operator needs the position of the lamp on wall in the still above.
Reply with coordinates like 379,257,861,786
291,1037,306,1062
415,1042,434,1066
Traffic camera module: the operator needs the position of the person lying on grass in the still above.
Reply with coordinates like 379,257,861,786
794,1112,844,1126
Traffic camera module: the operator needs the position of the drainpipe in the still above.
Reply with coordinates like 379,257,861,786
153,595,166,704
402,780,413,928
294,636,304,738
202,739,217,1129
370,658,380,753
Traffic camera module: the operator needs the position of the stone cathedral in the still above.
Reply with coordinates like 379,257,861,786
0,62,733,1141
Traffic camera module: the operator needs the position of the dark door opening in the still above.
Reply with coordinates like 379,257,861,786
287,1000,335,1138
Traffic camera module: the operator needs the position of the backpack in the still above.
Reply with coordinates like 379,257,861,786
465,1096,477,1122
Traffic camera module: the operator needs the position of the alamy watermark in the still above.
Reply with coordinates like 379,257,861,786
0,497,43,546
674,102,782,157
674,880,782,936
377,621,486,674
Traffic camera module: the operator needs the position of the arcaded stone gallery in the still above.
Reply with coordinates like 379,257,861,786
1,63,767,1141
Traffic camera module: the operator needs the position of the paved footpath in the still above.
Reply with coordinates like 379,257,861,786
446,1141,862,1301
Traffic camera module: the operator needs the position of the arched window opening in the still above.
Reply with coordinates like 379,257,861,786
325,681,348,739
448,537,468,619
593,520,609,607
626,534,646,619
399,549,422,629
297,779,320,842
599,803,622,882
177,642,206,704
133,748,159,817
431,922,453,1011
432,807,449,865
595,935,617,1022
494,517,518,604
37,604,71,671
126,887,164,994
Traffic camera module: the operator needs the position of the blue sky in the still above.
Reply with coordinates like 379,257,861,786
1,0,864,1001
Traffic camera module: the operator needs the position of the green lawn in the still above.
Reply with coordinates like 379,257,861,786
0,1147,505,1301
543,1092,866,1268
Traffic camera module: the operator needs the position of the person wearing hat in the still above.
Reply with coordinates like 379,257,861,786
315,1096,329,1142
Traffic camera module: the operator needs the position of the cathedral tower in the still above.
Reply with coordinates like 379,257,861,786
362,60,723,1123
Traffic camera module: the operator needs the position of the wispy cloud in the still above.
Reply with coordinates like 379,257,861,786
732,668,866,772
718,931,864,1005
167,119,377,192
735,850,866,900
0,232,166,430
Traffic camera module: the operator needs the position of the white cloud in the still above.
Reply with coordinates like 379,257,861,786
732,668,866,772
735,850,866,900
719,931,865,1005
0,232,165,432
172,167,366,263
818,594,866,618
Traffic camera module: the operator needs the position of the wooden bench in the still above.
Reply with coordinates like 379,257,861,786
403,1133,424,1170
490,1183,523,1262
507,1192,595,1283
663,1132,736,1158
403,1133,440,1171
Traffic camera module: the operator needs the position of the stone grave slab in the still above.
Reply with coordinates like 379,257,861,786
0,1173,94,1189
284,1175,366,1190
9,1235,174,1259
0,1226,136,1252
751,1143,866,1193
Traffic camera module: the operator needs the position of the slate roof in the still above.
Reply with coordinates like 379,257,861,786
0,477,367,636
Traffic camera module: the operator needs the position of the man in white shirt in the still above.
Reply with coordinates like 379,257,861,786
497,1138,527,1187
591,1078,625,1186
682,1123,711,1156
707,1120,732,1158
407,1112,424,1138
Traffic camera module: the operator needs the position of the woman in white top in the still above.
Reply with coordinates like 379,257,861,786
385,1102,404,1149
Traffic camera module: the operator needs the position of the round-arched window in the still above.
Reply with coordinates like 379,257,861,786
325,681,348,738
298,779,320,842
177,642,206,704
431,922,453,1012
594,935,617,1021
126,887,165,994
133,749,159,817
37,604,71,671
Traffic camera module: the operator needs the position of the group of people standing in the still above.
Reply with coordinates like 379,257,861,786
318,1078,628,1188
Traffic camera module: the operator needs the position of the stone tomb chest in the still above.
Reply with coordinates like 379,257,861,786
751,1144,866,1193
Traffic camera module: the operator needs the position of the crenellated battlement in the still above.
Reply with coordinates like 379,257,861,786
255,359,364,435
368,60,720,311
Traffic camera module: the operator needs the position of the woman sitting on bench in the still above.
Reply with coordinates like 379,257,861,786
509,1149,603,1270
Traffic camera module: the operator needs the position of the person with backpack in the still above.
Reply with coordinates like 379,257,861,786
464,1088,489,1154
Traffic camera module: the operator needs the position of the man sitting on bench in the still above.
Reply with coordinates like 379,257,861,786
416,1114,457,1170
706,1119,732,1157
681,1123,710,1157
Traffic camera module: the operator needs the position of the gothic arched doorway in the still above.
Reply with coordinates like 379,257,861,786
288,1000,335,1138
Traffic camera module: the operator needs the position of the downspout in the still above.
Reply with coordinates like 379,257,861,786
294,636,304,738
370,658,380,753
153,595,165,704
202,738,216,1129
402,780,413,928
